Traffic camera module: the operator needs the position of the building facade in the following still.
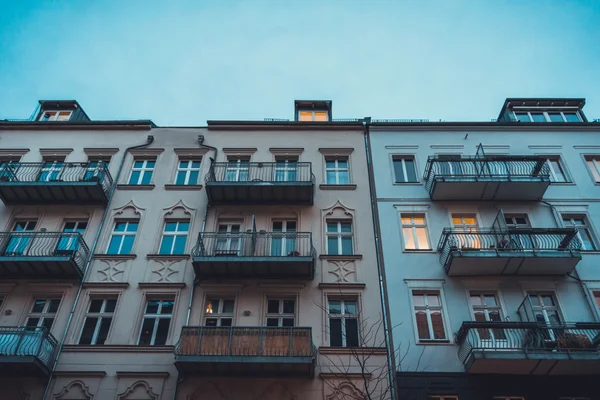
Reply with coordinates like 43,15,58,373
369,98,600,400
0,100,389,399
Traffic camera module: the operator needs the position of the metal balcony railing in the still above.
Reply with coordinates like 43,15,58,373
438,228,580,270
175,326,316,358
457,321,600,365
0,162,112,191
205,162,314,184
424,155,550,193
0,231,89,269
0,326,58,369
192,232,315,259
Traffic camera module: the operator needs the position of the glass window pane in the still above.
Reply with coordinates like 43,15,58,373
393,160,406,183
404,159,417,182
531,113,546,122
266,318,278,327
283,300,295,314
564,112,580,122
192,161,201,168
326,171,336,184
165,222,177,232
138,318,155,345
146,161,156,168
133,161,144,168
484,295,498,307
326,223,338,232
188,171,199,184
49,299,61,312
205,318,217,326
173,236,187,254
222,300,235,313
415,311,430,339
114,222,127,232
325,160,336,169
541,295,555,306
141,171,152,184
105,299,117,313
79,318,97,345
126,222,139,232
473,311,486,322
129,171,140,184
267,300,279,314
299,111,312,121
107,236,122,254
329,318,342,346
121,235,135,254
427,295,440,306
548,113,564,122
31,299,46,313
515,113,530,122
412,294,425,306
327,237,339,254
430,311,446,339
175,171,187,185
220,318,232,327
96,317,112,345
282,318,294,327
161,301,174,315
159,236,174,254
314,111,328,121
341,237,353,254
89,299,103,313
412,216,425,225
338,171,349,184
26,318,40,327
328,300,342,314
340,223,352,233
403,228,415,249
146,300,160,314
415,227,430,249
42,318,54,330
401,217,412,225
345,319,359,346
344,301,358,315
155,318,170,345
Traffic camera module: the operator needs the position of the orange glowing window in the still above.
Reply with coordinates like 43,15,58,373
298,110,329,121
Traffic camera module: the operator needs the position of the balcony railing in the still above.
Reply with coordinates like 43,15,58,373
206,162,313,184
438,228,581,275
0,231,89,278
0,326,58,374
0,162,112,205
175,326,316,362
193,231,315,258
423,155,551,200
457,321,600,365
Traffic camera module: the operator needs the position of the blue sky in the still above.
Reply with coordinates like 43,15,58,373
0,0,599,125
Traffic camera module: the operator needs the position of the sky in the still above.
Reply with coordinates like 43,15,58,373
0,0,599,126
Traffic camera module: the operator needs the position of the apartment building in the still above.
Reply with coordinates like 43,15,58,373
0,100,390,399
369,98,600,399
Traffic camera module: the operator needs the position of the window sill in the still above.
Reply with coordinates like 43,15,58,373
93,254,137,260
393,182,422,186
146,254,190,261
549,182,576,186
319,346,387,356
62,344,174,353
319,184,357,191
319,254,363,261
164,184,203,191
117,184,155,190
416,339,453,346
580,250,600,254
403,249,436,253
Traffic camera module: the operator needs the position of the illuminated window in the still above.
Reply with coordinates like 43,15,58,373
39,111,72,121
204,298,234,326
298,110,329,121
401,213,430,250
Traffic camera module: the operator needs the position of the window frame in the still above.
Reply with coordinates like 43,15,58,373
203,296,236,327
400,213,431,251
545,156,570,183
158,220,190,255
25,298,62,332
392,155,418,183
137,298,174,346
584,155,600,183
128,158,156,185
327,297,360,347
411,290,449,342
325,157,350,185
512,110,582,122
106,220,139,255
175,159,202,185
326,220,354,255
561,213,598,251
78,297,117,345
265,297,296,327
39,110,72,121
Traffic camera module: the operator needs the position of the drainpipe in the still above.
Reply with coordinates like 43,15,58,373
42,135,155,400
540,200,596,320
174,135,218,400
362,118,397,400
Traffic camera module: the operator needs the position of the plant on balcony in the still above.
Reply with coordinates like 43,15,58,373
556,332,593,350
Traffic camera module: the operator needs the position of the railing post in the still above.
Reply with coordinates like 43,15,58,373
289,327,293,357
259,326,263,356
228,326,233,356
197,327,202,355
35,327,45,359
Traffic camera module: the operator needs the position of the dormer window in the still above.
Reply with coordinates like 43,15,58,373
39,111,72,121
513,110,582,123
298,110,329,122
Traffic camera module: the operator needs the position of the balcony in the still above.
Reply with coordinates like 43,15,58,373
192,232,315,280
424,155,551,201
438,228,581,276
0,327,58,377
174,326,316,378
0,162,112,205
0,232,89,280
205,162,314,205
457,321,600,375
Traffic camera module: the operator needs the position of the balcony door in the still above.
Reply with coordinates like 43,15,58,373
470,292,506,347
274,160,298,182
271,220,297,256
225,159,249,182
215,223,242,256
451,214,481,249
57,221,87,252
38,161,64,182
4,220,37,256
528,293,561,325
505,214,534,249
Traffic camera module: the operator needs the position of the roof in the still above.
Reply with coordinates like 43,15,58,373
498,98,586,120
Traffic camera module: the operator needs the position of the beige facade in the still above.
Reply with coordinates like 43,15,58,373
0,104,389,399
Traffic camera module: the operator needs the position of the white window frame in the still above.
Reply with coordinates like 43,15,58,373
107,220,138,255
26,298,61,330
298,110,329,121
562,214,597,251
175,159,201,185
411,290,448,342
400,213,431,250
137,299,174,345
328,298,360,347
203,297,235,326
584,155,600,183
526,292,563,325
274,159,298,182
393,156,418,183
265,298,296,327
159,220,189,255
39,110,72,121
512,110,582,122
546,156,570,182
128,159,155,185
79,298,116,345
326,220,354,255
325,157,350,184
225,158,250,182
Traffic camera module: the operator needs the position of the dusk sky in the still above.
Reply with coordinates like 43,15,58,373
1,0,599,125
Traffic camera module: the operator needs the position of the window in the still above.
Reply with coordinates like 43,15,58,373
204,298,234,326
225,159,249,182
84,159,110,181
298,110,328,121
594,291,600,311
401,213,430,250
266,298,295,327
57,220,87,251
328,298,359,347
412,291,447,341
546,157,569,182
271,220,297,256
128,159,155,185
38,160,64,181
175,160,201,185
562,214,597,250
107,221,138,254
393,156,418,183
274,158,298,182
79,298,116,345
512,110,582,123
215,223,242,255
138,299,173,345
585,156,600,183
39,111,72,121
470,292,506,341
325,157,349,184
326,221,353,255
5,220,37,256
26,298,61,331
158,221,189,255
527,292,561,324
